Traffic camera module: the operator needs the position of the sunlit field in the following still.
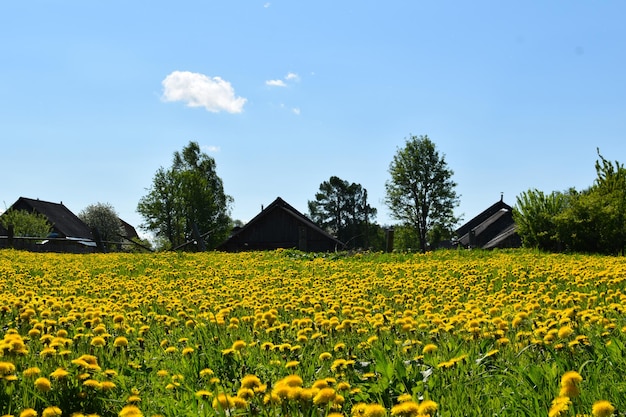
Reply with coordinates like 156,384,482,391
1,249,625,417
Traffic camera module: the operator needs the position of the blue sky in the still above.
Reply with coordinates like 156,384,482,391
2,1,625,238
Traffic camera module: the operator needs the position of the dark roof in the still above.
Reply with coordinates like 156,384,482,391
119,218,139,240
4,197,93,239
217,197,344,252
455,198,520,249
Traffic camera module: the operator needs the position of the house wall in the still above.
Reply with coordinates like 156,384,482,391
220,209,339,252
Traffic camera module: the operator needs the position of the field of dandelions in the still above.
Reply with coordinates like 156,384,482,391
1,248,625,417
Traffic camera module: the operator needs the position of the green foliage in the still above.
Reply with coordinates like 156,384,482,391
514,150,626,255
384,135,460,252
0,209,51,238
513,189,568,251
308,176,379,250
137,141,233,250
78,202,124,249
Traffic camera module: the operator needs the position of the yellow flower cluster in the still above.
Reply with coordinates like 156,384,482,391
0,249,624,416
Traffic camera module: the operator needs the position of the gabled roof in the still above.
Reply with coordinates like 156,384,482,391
217,197,344,251
120,218,139,240
5,197,93,239
455,197,520,249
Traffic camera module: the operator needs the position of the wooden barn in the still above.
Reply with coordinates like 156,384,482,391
455,196,521,249
217,197,344,252
0,197,96,252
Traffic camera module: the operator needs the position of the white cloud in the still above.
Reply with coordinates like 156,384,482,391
161,70,246,114
265,72,300,87
292,108,301,115
264,2,271,8
265,79,287,87
203,145,221,153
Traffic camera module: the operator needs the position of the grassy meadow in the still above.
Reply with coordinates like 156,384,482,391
1,248,625,417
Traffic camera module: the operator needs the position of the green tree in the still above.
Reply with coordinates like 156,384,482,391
0,209,51,238
556,151,626,255
384,135,460,253
308,176,378,249
513,189,569,251
137,141,233,250
514,150,626,255
79,202,124,250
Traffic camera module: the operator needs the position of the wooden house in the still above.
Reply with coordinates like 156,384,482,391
455,196,521,249
217,197,344,252
0,197,96,252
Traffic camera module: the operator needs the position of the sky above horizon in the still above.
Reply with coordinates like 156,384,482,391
2,1,625,239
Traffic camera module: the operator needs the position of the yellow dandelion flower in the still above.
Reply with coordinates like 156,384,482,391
83,379,102,389
334,342,346,352
195,390,213,399
418,400,438,415
199,368,214,378
281,374,304,387
127,395,141,404
237,387,255,399
50,368,70,380
272,384,291,400
422,343,437,354
232,340,247,351
391,401,419,417
313,387,336,405
285,360,300,369
0,362,16,376
319,352,333,361
263,392,282,405
156,370,169,378
548,396,571,417
313,379,330,389
104,369,118,378
561,371,583,386
212,393,235,410
592,400,615,417
39,347,57,357
241,374,262,389
352,403,368,417
113,337,129,348
182,347,194,356
557,326,574,339
496,337,510,346
364,404,387,417
35,377,52,392
397,394,412,403
118,405,143,417
23,367,41,377
100,381,116,391
559,371,582,398
337,381,351,391
42,407,62,417
20,409,38,417
90,336,106,347
231,397,247,409
328,413,345,417
164,346,177,354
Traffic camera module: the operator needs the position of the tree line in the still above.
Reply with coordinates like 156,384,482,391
514,150,626,255
135,136,460,252
4,137,624,255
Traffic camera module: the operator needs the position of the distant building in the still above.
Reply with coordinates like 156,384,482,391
0,197,95,252
217,197,344,252
455,196,521,249
0,197,140,252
